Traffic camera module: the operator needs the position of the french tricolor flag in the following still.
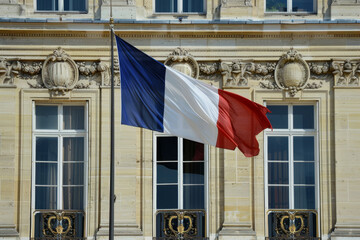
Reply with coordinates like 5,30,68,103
116,36,272,157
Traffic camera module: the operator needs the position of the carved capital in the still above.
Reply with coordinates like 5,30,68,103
0,58,21,85
220,61,255,87
331,59,360,86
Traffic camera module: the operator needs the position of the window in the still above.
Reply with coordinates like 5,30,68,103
265,104,318,210
154,135,207,210
36,0,87,12
32,104,87,237
154,135,207,238
266,0,315,13
155,0,205,13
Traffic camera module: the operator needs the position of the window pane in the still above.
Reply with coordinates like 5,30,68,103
183,185,204,209
63,163,84,185
36,163,57,185
267,105,288,129
293,105,314,129
293,0,314,12
266,0,287,12
64,0,86,11
183,139,204,161
294,136,314,161
294,162,315,184
157,185,178,209
294,186,315,209
37,0,58,11
63,186,84,210
155,0,177,12
63,137,84,162
36,106,58,129
35,186,57,209
183,162,204,184
157,163,178,183
268,136,288,160
183,0,203,12
63,106,85,130
268,162,288,184
268,186,289,209
36,137,58,162
157,137,178,161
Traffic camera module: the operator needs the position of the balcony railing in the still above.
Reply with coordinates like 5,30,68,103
154,209,208,240
266,209,319,240
32,210,85,240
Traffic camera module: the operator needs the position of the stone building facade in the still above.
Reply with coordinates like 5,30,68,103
0,0,360,239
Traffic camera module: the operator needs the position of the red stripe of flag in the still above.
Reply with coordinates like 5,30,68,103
216,89,272,157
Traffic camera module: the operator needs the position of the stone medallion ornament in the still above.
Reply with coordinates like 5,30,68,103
164,47,199,79
274,49,310,96
42,47,79,94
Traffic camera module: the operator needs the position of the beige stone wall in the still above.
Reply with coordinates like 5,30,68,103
0,0,351,21
332,88,360,238
0,13,360,239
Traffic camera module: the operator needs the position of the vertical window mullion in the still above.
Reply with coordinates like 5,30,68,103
58,135,62,209
178,138,183,209
289,105,294,209
58,105,62,210
59,0,64,12
289,135,294,209
288,0,292,12
179,0,183,13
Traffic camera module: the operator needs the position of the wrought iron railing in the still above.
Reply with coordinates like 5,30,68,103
266,209,319,240
32,210,85,240
154,209,208,240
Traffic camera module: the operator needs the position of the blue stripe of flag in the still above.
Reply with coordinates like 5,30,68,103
115,36,166,132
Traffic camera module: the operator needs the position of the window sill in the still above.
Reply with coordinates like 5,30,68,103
264,12,317,16
34,10,88,14
153,12,206,16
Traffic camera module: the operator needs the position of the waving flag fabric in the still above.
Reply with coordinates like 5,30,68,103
116,36,272,157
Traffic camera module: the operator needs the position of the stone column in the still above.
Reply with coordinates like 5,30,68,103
96,88,143,239
218,88,256,240
0,87,19,238
331,87,360,238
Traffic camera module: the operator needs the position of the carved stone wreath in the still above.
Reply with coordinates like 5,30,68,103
42,47,79,94
274,49,310,96
164,47,199,79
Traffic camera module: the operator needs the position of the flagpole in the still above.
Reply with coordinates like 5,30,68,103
109,0,115,238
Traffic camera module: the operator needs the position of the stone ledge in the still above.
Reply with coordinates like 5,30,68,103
219,224,256,237
0,225,19,237
96,224,143,237
331,224,360,238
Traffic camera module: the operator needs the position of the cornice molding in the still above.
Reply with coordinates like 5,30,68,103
2,30,360,39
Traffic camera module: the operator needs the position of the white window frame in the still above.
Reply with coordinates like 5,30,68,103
31,102,89,211
153,0,206,14
264,0,316,14
264,102,319,211
34,0,88,13
152,133,209,235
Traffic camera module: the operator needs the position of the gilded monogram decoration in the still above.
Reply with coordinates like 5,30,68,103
156,210,206,239
267,210,319,239
33,210,85,239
